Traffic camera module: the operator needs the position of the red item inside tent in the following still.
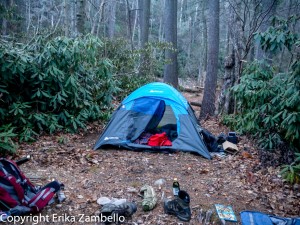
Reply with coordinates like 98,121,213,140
148,132,172,146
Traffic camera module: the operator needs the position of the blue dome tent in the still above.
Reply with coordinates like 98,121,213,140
94,82,211,159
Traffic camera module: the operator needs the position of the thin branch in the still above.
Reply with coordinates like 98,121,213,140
45,6,63,39
255,0,277,26
228,0,244,24
242,1,278,60
87,0,100,10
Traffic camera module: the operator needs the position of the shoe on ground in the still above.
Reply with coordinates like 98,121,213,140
100,202,137,218
164,190,191,222
97,197,127,206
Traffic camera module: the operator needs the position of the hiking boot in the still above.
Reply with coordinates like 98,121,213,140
178,190,190,204
100,202,137,218
140,185,157,211
164,190,191,222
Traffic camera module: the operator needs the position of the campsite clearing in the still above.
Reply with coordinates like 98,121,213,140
17,118,299,225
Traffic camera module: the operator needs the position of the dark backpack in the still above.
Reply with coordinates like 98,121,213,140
0,158,64,215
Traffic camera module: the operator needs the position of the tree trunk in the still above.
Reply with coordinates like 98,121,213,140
131,0,139,45
107,0,117,38
26,0,31,32
234,3,242,81
138,0,143,45
139,0,151,76
186,16,192,71
158,0,165,42
96,0,105,37
77,0,86,35
197,0,207,87
126,0,134,50
14,0,26,34
140,0,151,49
217,3,236,115
2,0,25,36
163,0,178,88
199,0,219,120
1,0,9,35
64,0,70,36
71,0,78,37
218,49,235,115
179,0,183,28
192,3,199,44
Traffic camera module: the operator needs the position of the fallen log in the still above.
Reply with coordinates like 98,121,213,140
190,101,201,107
180,86,204,93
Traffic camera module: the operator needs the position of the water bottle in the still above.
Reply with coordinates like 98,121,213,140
16,155,31,165
172,178,180,196
57,191,66,203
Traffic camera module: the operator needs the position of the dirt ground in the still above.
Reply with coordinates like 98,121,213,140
9,91,300,225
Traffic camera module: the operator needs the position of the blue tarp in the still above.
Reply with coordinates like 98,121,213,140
241,211,300,225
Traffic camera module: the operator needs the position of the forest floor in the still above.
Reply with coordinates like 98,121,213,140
13,88,299,225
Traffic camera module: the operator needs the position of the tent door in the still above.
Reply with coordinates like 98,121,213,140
126,98,165,142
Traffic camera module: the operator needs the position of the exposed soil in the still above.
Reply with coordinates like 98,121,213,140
6,90,300,225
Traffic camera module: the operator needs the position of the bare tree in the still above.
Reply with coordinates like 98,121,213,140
218,4,236,115
158,0,165,42
107,0,116,38
86,0,103,36
163,0,178,88
95,0,106,37
139,0,151,76
1,0,10,36
140,0,150,49
217,0,278,115
63,0,70,36
255,0,278,60
199,0,219,119
197,0,207,87
131,0,139,44
70,0,78,37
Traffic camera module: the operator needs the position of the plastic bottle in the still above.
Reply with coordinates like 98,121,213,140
172,178,180,196
16,155,31,165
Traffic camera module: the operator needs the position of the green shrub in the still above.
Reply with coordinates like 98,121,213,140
0,35,169,155
223,16,300,151
223,59,300,150
0,35,116,151
281,153,300,184
222,16,300,183
0,125,17,154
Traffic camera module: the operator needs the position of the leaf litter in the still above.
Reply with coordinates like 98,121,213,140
10,100,299,225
